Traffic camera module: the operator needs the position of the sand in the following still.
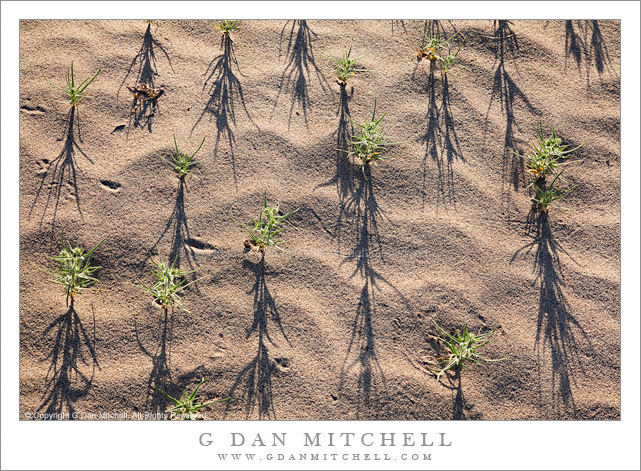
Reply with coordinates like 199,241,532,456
19,20,620,420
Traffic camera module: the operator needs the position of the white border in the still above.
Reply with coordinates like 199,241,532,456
2,2,639,470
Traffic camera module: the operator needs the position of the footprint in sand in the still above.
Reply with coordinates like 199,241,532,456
185,238,216,253
20,104,46,115
35,159,50,175
210,333,229,359
274,357,291,372
100,180,121,192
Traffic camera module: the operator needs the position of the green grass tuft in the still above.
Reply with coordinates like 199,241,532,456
517,124,581,213
43,62,101,108
154,378,229,420
418,28,465,74
430,321,502,380
531,170,577,212
143,255,196,312
159,135,206,179
345,99,397,175
216,20,240,36
523,124,583,180
241,192,297,257
328,46,368,86
51,234,104,307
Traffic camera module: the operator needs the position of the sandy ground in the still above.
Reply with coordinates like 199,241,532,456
19,20,620,420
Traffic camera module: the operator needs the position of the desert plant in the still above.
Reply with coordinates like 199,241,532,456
154,378,228,420
216,20,240,36
430,321,502,380
129,83,163,102
42,62,101,108
417,28,446,62
531,170,577,212
51,234,104,307
523,125,583,180
241,192,297,256
159,135,206,179
441,41,465,74
346,99,397,174
417,28,465,73
143,255,196,312
523,146,560,181
328,46,368,86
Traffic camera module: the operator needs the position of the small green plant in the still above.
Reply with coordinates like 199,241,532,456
216,20,240,36
522,124,583,181
51,234,104,307
417,28,465,74
430,321,502,380
159,135,206,179
241,192,297,257
441,41,465,74
345,99,397,175
328,46,368,86
43,62,101,108
417,28,446,62
531,170,577,212
143,255,196,312
154,378,228,420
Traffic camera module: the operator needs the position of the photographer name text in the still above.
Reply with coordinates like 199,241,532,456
199,431,452,447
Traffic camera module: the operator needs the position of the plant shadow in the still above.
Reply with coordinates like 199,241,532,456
134,306,174,416
417,21,464,208
176,364,210,386
37,300,99,419
391,20,408,34
565,20,615,94
118,22,172,133
485,20,538,210
338,167,408,417
149,178,199,275
225,257,290,420
423,330,482,420
317,85,355,254
193,34,257,191
273,20,328,130
29,107,93,235
443,370,468,420
512,209,594,417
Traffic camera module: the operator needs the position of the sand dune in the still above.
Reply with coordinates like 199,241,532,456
20,20,620,420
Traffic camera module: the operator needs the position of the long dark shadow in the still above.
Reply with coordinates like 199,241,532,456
564,20,615,94
193,35,257,191
317,86,354,254
134,307,173,416
444,370,467,420
273,20,327,130
512,210,593,417
118,22,172,132
420,64,441,208
441,75,463,160
38,300,99,418
588,21,614,80
29,107,92,234
391,20,408,34
226,258,289,419
421,19,460,38
149,179,199,274
338,167,408,417
418,20,464,207
564,20,583,75
485,20,537,203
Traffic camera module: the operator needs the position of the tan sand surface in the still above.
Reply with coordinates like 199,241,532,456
19,20,620,420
